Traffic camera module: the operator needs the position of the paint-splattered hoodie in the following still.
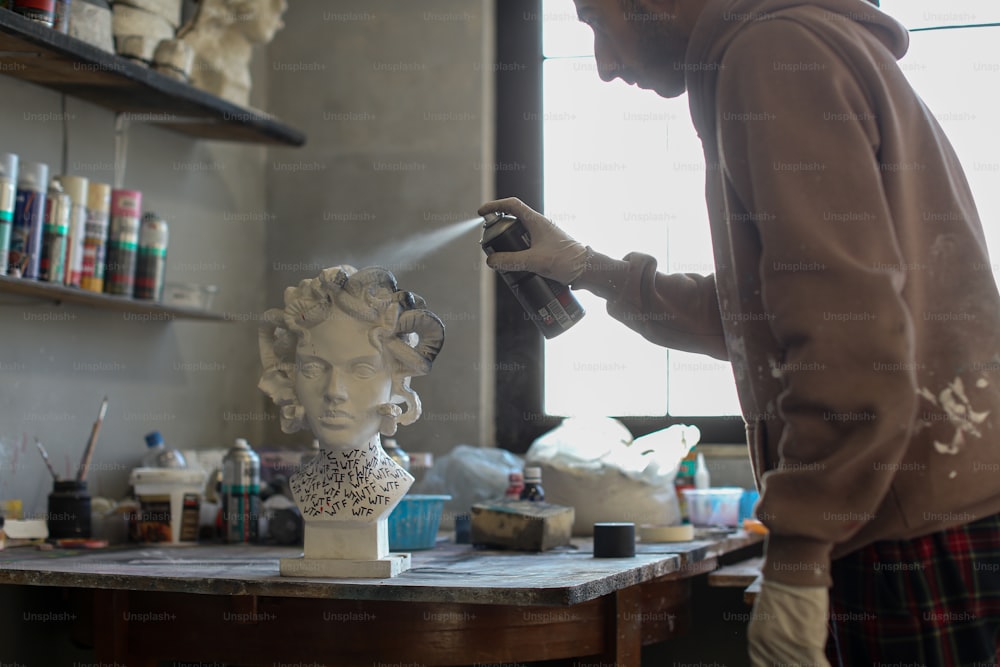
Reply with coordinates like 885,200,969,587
575,0,1000,587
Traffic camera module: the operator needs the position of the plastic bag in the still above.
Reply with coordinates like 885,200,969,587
411,444,524,526
525,417,698,535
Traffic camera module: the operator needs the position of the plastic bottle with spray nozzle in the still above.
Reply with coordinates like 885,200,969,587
141,431,188,469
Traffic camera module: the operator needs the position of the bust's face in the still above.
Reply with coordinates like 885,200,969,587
294,313,393,450
237,0,287,43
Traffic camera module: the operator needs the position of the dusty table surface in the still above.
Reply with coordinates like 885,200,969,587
0,530,762,607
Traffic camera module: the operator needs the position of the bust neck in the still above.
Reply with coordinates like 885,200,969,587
317,435,386,471
290,434,413,521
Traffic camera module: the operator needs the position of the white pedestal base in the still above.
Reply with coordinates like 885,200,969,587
279,553,411,578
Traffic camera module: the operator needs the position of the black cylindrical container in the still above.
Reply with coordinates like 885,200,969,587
480,212,585,338
47,480,91,539
593,522,636,558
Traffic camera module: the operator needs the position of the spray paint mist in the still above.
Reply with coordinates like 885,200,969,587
346,216,484,270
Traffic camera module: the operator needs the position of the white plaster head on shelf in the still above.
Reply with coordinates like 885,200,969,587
177,0,288,107
259,265,445,533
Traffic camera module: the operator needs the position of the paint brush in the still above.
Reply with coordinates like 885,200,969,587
76,395,109,482
35,439,59,481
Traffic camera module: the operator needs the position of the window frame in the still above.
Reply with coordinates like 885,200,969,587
491,0,746,452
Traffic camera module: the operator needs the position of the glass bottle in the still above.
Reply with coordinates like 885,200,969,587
504,471,524,500
519,467,545,502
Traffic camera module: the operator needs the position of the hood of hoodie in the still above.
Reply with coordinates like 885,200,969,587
683,0,910,136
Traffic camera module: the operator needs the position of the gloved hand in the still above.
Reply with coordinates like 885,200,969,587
477,197,589,285
748,579,831,667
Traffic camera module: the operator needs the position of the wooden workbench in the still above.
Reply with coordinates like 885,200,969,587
0,531,762,666
708,555,764,604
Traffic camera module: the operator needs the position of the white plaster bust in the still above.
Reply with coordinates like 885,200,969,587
177,0,287,106
259,266,445,575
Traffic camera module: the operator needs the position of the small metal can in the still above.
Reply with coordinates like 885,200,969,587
39,181,71,283
105,189,142,296
480,212,585,338
221,438,260,543
135,212,168,300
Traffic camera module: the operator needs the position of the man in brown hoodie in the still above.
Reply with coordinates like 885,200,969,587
480,0,1000,665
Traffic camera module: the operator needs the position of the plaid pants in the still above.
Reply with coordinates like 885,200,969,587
826,512,1000,666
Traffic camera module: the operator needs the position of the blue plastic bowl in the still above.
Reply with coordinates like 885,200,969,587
387,494,451,550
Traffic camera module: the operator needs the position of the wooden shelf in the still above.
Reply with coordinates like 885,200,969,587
0,9,305,146
0,274,228,321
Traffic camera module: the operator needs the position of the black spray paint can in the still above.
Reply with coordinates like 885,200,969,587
480,212,585,339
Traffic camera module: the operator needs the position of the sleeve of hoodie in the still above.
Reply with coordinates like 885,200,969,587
572,251,730,361
715,20,919,587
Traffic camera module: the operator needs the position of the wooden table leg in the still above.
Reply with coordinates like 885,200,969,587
575,584,644,667
612,584,644,666
92,588,158,667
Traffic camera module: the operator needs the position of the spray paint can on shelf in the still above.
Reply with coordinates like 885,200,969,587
135,212,168,300
105,189,142,296
9,161,48,279
12,0,56,26
479,212,585,338
58,175,88,287
0,153,17,277
81,181,110,293
39,180,71,283
222,438,260,543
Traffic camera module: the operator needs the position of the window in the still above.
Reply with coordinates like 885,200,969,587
541,1,740,420
492,0,1000,451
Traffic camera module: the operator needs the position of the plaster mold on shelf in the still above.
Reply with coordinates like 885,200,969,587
112,3,175,63
177,0,287,108
68,1,114,53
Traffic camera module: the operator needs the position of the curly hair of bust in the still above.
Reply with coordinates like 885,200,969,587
258,265,445,435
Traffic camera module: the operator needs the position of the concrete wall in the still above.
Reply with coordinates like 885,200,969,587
262,0,496,456
0,4,495,662
0,46,274,516
0,1,497,517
